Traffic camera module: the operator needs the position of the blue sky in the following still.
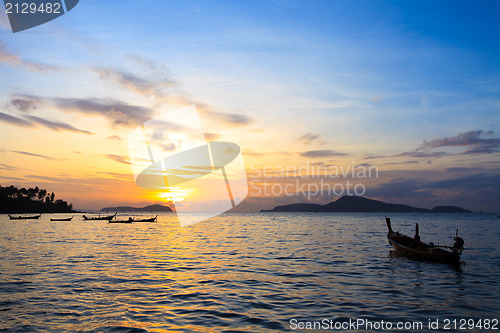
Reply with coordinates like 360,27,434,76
0,1,499,212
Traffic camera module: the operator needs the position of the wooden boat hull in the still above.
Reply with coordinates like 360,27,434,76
50,216,73,221
83,213,116,221
108,220,132,224
385,218,463,264
131,215,158,222
9,214,41,220
388,233,461,263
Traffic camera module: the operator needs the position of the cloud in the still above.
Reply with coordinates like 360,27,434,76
6,94,212,129
208,110,253,126
8,98,38,113
297,132,325,145
355,163,376,168
164,94,255,127
127,55,174,85
397,151,448,158
0,112,34,127
0,10,10,29
104,154,131,165
431,173,500,192
53,26,103,54
5,51,253,130
92,55,176,100
301,149,348,158
366,172,500,212
0,38,63,72
418,130,500,155
127,55,171,76
107,135,122,141
368,177,437,200
0,163,21,171
363,155,386,160
204,132,221,141
0,38,20,67
97,171,133,181
26,115,93,134
24,174,134,187
243,149,265,156
91,57,253,128
93,67,172,98
10,150,63,161
384,160,419,165
445,167,484,172
371,130,500,164
47,96,152,127
0,107,92,134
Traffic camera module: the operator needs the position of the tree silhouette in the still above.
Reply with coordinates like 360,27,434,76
0,185,74,213
18,187,27,198
38,189,47,202
27,187,36,201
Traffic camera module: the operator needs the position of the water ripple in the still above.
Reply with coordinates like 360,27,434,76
0,213,499,332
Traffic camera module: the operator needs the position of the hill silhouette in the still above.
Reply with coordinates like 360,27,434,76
261,196,472,213
100,204,173,212
431,205,471,213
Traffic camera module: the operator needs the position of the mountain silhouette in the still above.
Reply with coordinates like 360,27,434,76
100,204,173,212
431,205,471,213
261,196,471,213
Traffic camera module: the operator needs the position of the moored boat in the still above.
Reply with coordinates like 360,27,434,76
130,215,158,222
385,217,464,264
108,219,133,224
8,214,42,220
50,216,74,221
82,212,117,221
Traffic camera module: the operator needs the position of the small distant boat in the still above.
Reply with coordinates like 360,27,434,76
50,216,74,221
8,214,42,220
82,212,117,221
108,219,132,224
130,215,158,222
385,218,464,264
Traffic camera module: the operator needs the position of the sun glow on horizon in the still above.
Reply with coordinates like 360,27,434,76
156,189,192,203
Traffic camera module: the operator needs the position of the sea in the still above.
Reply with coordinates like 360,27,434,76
0,212,499,332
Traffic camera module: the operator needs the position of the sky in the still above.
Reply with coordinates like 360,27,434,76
0,0,499,213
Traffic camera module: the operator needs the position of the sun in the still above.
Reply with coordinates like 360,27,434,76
156,188,191,203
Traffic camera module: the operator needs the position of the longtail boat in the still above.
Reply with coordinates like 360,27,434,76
82,212,117,221
8,214,41,220
385,218,464,264
108,219,132,224
50,216,74,221
131,215,158,222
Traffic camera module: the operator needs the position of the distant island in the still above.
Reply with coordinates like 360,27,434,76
0,185,74,213
261,196,472,213
100,204,173,212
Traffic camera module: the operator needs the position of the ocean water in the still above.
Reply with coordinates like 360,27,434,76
0,212,499,332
